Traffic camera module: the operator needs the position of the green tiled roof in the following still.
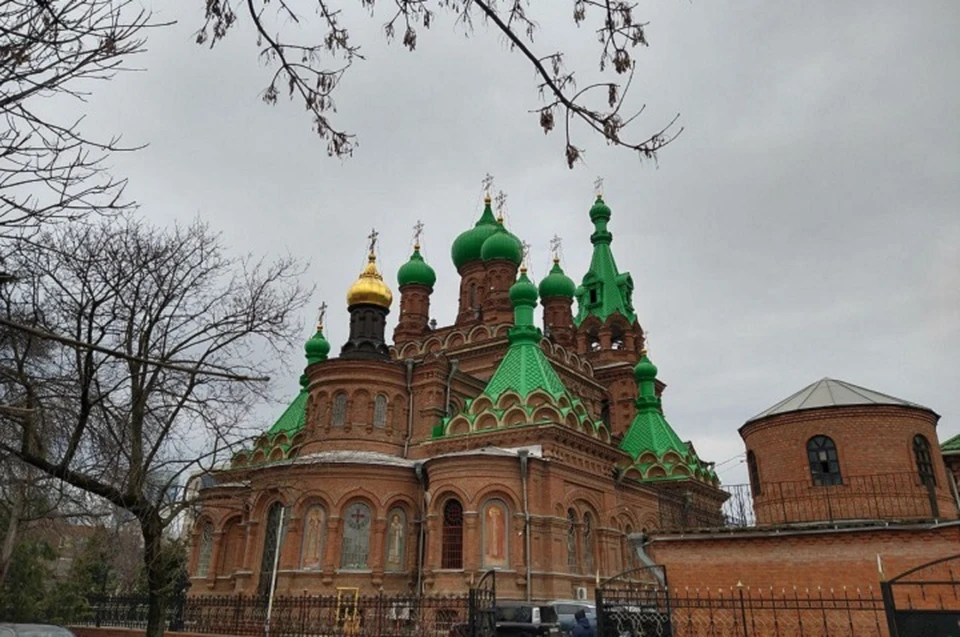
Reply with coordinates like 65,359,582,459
483,338,569,401
574,196,637,326
620,407,689,460
264,389,308,439
942,433,960,454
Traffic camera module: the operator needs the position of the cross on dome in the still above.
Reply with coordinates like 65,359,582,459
413,220,424,249
495,190,508,222
316,301,327,329
550,235,563,262
367,228,379,255
482,172,495,196
594,176,605,196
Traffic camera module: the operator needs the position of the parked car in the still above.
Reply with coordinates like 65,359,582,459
494,600,562,637
0,626,76,637
550,601,597,636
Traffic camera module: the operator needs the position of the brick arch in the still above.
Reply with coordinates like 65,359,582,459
475,412,498,431
423,336,443,354
474,485,521,513
382,493,418,514
268,447,285,461
566,491,602,518
495,324,511,337
292,492,333,518
496,391,522,411
524,389,553,409
444,330,467,349
447,415,471,435
467,324,491,342
250,489,290,522
502,406,528,428
250,449,267,464
333,488,383,515
532,405,562,424
470,395,494,414
217,514,245,576
398,342,420,359
431,484,471,509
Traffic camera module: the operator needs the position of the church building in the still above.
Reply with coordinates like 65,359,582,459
187,193,724,600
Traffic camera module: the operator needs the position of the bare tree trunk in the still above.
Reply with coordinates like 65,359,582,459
0,485,24,586
142,511,168,637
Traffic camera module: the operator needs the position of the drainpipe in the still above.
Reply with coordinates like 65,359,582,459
415,462,428,596
443,359,459,416
403,359,416,458
264,506,287,637
519,449,532,601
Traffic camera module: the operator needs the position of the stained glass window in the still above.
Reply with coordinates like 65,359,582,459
441,500,464,569
807,436,842,486
258,502,285,595
340,502,372,569
581,512,594,574
332,392,347,427
373,395,388,428
196,520,213,577
566,508,578,573
385,507,406,571
914,435,936,486
300,506,326,570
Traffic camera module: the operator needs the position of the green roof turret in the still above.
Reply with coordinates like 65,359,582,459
509,267,539,309
397,244,436,289
305,322,331,366
451,195,500,270
574,194,638,326
538,258,576,299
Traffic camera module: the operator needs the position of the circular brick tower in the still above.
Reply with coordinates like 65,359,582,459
740,378,955,526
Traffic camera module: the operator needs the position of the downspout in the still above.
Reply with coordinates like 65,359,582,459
519,449,532,601
443,359,460,417
415,462,428,596
403,359,415,458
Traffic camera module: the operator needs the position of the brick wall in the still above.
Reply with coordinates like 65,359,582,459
647,523,960,592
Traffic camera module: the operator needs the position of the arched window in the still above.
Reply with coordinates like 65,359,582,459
385,507,407,571
332,392,347,427
441,500,464,569
373,394,388,428
482,500,509,568
807,436,842,486
622,524,634,570
914,435,936,486
581,512,595,574
566,508,579,573
196,519,213,577
600,400,611,428
340,502,372,569
589,288,598,305
258,502,285,595
300,506,326,570
469,283,477,308
747,451,761,496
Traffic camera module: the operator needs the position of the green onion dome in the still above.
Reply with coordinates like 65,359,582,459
589,195,612,222
634,349,658,382
451,195,500,270
397,245,436,289
480,221,523,265
305,324,331,365
509,268,539,307
538,258,576,299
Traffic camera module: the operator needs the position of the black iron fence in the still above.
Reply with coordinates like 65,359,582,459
659,472,945,531
77,592,470,637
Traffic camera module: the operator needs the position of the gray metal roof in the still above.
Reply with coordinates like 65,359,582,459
746,378,931,423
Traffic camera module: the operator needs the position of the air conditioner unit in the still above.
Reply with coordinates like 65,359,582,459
575,586,589,601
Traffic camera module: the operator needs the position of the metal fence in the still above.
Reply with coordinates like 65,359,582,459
78,592,470,637
599,583,888,637
659,472,943,531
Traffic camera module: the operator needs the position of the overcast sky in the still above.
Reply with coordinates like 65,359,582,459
73,0,959,484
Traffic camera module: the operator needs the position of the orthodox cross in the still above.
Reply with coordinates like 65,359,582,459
317,301,327,329
495,190,508,221
550,235,563,261
521,240,531,269
482,172,495,195
349,506,367,528
367,228,379,255
594,176,605,196
413,220,424,248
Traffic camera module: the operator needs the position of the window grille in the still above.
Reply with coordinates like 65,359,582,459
373,395,388,428
332,392,347,427
196,520,213,577
807,435,842,485
747,450,761,496
441,500,464,569
914,435,936,486
340,502,372,569
258,502,285,595
581,512,594,574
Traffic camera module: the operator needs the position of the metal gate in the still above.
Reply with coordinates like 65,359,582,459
882,552,960,636
596,565,671,637
469,569,496,637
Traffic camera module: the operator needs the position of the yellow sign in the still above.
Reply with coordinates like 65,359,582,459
336,587,361,636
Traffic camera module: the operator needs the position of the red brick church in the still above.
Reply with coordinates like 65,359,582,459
188,192,958,601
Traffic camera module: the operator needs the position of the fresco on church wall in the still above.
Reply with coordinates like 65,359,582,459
385,508,406,570
483,500,509,568
301,506,326,569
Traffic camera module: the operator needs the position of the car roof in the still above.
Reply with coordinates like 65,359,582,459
0,626,75,637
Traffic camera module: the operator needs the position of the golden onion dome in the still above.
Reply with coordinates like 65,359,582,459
346,252,393,309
